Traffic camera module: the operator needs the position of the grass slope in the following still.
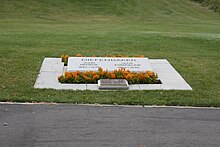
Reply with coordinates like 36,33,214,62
191,0,220,13
0,0,220,106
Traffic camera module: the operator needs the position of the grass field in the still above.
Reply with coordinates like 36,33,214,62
0,0,220,107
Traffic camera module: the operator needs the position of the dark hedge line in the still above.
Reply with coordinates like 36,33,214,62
191,0,220,13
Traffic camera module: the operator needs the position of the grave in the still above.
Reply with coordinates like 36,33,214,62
34,58,193,90
67,57,154,72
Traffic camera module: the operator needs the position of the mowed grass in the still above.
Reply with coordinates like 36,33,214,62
0,0,220,106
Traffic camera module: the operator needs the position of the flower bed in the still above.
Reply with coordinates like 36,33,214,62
58,67,160,84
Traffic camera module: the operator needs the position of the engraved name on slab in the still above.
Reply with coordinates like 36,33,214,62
67,57,153,72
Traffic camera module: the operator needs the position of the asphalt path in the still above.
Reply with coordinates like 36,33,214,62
0,103,220,147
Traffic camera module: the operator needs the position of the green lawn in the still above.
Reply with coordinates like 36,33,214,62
0,0,220,106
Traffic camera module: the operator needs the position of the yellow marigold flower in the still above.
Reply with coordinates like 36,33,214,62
145,73,150,78
61,55,65,62
76,54,83,57
101,71,104,75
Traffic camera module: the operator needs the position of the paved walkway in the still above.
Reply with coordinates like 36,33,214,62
0,104,220,147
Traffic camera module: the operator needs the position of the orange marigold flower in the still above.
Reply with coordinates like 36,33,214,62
65,72,72,79
146,70,155,77
92,74,100,80
139,73,145,80
125,74,133,81
98,67,103,72
89,71,96,76
83,71,89,76
76,71,80,75
108,72,111,75
72,72,77,77
65,55,69,59
121,67,126,71
123,70,129,75
110,73,116,79
101,71,106,76
83,75,90,81
75,75,79,80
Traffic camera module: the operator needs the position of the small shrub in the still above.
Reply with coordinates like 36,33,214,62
61,55,69,66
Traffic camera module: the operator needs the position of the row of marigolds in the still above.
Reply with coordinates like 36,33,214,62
58,67,160,84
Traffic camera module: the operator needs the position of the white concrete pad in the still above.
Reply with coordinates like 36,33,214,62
40,58,64,72
129,85,140,90
138,84,162,90
35,72,61,84
86,84,99,90
61,84,87,90
35,83,86,90
34,58,193,90
161,83,192,90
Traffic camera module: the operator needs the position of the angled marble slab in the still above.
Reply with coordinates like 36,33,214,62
149,59,192,90
35,72,61,84
40,58,64,73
